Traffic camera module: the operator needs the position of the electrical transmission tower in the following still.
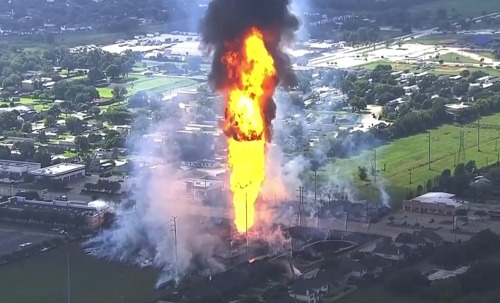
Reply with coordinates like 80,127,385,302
171,217,178,270
457,130,466,165
296,187,305,227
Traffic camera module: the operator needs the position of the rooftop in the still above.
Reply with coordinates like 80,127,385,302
410,192,463,207
30,163,85,176
0,160,40,168
290,277,328,295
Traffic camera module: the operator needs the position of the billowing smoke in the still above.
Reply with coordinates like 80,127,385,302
290,0,309,40
201,0,300,141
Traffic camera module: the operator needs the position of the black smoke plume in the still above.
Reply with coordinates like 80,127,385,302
201,0,299,142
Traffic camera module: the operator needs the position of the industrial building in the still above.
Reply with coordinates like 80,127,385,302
5,196,110,229
30,163,86,182
186,178,224,201
403,192,466,216
0,160,41,182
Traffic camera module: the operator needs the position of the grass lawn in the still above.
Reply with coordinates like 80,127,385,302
98,75,202,100
0,242,167,303
337,285,426,303
411,0,500,18
97,87,114,98
475,51,497,60
434,52,480,64
358,60,418,72
132,76,199,93
62,151,78,158
325,112,500,205
414,34,462,45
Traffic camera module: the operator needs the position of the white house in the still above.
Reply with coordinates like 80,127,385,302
289,278,329,303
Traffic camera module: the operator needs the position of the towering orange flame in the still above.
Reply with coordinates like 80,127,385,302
222,27,277,233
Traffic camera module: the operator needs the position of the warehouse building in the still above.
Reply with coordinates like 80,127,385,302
403,192,466,216
6,196,110,229
0,160,41,182
30,163,86,182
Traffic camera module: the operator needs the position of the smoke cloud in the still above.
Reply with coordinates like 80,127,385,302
200,0,299,141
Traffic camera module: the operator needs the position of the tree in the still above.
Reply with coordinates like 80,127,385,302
416,185,424,196
460,70,471,78
16,141,35,160
21,122,32,133
112,86,128,100
89,106,101,117
426,179,433,192
0,111,22,132
45,115,57,128
87,68,105,84
452,81,469,96
465,160,476,174
37,130,48,143
34,148,52,168
74,136,90,154
65,117,84,135
358,166,368,181
385,269,429,295
105,64,121,80
0,146,11,160
128,91,149,108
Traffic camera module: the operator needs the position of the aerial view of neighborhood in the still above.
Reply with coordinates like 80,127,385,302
2,0,500,302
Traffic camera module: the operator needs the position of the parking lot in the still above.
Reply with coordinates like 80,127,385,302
0,224,60,256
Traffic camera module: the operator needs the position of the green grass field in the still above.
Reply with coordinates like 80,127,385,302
476,51,497,59
337,285,426,303
434,52,480,64
412,0,500,18
0,243,167,303
98,75,201,99
358,60,418,72
325,112,500,204
414,34,462,45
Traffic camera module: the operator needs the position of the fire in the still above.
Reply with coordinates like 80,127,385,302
222,27,277,233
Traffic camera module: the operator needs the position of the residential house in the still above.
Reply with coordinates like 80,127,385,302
394,232,426,250
289,278,329,303
359,255,393,278
372,243,409,261
403,85,419,94
315,269,349,291
339,258,368,280
414,229,444,248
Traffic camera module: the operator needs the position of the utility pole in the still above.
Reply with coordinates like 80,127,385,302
409,169,413,194
477,116,481,152
314,169,319,228
171,217,178,269
428,131,431,170
67,253,71,303
374,149,377,183
296,187,305,227
496,138,498,151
